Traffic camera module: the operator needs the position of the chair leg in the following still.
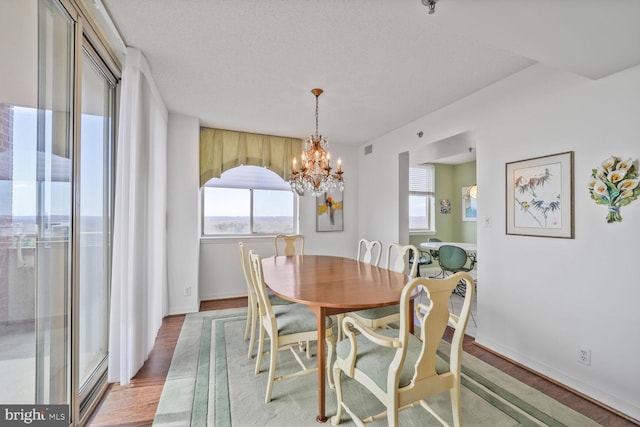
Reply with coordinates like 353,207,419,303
265,338,278,403
247,305,258,359
243,304,252,341
298,340,312,358
386,405,399,427
453,280,466,297
326,333,335,389
254,323,265,375
450,384,462,427
470,310,477,328
331,366,344,426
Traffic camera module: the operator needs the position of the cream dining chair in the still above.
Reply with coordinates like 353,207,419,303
336,238,384,341
348,243,419,330
248,250,335,403
273,233,312,356
332,272,475,427
356,238,382,266
239,242,292,359
274,233,305,256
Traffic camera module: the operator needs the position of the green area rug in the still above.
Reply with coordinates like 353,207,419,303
153,308,601,426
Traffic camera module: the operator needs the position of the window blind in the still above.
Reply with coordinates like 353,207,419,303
409,164,434,194
204,165,291,191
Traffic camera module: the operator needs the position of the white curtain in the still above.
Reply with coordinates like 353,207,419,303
108,47,168,385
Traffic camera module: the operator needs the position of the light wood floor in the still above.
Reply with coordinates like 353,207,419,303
86,297,639,426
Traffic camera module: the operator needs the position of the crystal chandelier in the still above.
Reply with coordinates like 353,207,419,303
289,88,344,197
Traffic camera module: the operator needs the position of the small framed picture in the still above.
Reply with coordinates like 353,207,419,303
506,151,574,238
462,186,477,222
316,190,343,232
440,199,451,214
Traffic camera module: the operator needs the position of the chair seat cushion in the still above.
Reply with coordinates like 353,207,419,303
275,304,333,336
352,304,399,320
267,290,293,306
410,256,432,265
336,329,427,393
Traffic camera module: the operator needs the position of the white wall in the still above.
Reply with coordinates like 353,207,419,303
166,114,200,314
197,142,359,301
358,62,640,420
200,237,275,301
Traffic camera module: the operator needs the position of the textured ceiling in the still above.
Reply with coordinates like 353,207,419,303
434,0,640,80
99,0,640,147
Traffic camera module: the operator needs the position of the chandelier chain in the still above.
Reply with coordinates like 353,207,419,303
315,93,319,138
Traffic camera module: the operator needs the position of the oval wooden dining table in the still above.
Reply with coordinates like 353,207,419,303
260,254,412,423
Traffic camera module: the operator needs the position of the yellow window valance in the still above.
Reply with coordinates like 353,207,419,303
199,127,303,187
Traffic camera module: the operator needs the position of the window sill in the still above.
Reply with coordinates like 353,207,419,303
200,235,277,244
409,230,436,236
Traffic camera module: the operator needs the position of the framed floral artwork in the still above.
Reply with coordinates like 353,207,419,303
506,151,574,238
316,190,343,232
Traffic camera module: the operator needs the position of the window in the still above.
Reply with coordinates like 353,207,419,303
202,165,296,235
409,164,435,231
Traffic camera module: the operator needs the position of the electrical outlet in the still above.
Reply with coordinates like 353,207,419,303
577,347,591,366
184,286,191,297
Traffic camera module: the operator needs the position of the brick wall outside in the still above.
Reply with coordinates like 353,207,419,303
0,103,13,178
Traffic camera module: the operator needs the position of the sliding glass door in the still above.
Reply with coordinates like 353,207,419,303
77,44,115,411
0,0,74,407
35,0,75,407
0,0,118,424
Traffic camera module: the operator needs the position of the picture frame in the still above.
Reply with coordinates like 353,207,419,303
462,186,477,221
440,199,451,214
506,151,574,238
316,190,344,232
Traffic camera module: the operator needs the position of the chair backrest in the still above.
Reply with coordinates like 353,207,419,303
248,250,277,333
274,234,304,256
16,234,26,267
438,245,469,272
395,272,475,393
239,242,257,302
385,243,419,278
356,239,382,266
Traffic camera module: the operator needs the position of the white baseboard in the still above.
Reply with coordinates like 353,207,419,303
167,303,200,316
200,290,247,301
475,335,640,423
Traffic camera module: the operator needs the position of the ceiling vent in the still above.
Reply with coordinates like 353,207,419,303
364,144,373,155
